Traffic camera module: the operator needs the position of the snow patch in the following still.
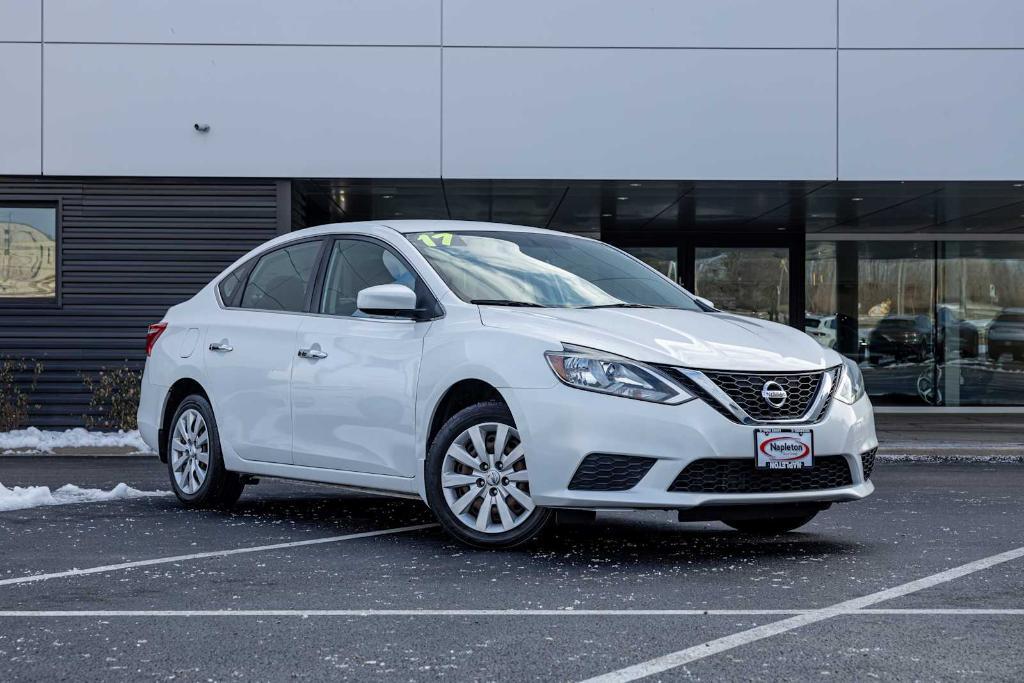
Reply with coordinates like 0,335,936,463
0,482,169,512
0,427,153,454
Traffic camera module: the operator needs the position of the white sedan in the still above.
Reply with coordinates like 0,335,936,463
138,221,877,548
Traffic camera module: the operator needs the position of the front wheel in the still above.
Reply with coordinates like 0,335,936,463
167,394,244,508
425,401,551,548
722,512,818,534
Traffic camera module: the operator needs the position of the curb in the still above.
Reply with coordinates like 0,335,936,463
878,452,1024,463
1,448,157,457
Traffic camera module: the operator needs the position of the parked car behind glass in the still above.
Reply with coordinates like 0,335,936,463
805,314,838,349
988,308,1024,362
867,315,934,365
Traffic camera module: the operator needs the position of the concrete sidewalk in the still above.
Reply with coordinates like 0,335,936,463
875,413,1024,462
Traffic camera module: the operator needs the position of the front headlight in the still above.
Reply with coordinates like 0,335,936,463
835,356,866,405
544,345,694,404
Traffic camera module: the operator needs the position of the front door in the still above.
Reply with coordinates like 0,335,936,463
291,237,434,477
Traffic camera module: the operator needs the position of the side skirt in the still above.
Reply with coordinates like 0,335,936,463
223,456,421,499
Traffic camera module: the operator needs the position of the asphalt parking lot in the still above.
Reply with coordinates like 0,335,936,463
0,457,1022,681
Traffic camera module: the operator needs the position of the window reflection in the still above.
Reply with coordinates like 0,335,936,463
624,247,678,282
806,240,1024,407
0,206,57,300
939,242,1024,406
695,247,790,324
858,242,936,405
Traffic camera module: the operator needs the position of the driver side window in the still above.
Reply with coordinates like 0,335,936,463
320,239,427,317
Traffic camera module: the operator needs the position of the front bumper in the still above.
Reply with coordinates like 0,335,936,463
501,384,877,510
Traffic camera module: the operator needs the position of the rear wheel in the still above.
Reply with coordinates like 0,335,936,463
167,394,244,508
722,512,818,534
425,401,551,548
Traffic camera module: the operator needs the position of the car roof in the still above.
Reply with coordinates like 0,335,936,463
286,219,577,239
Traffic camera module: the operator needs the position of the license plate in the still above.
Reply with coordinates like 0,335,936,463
755,428,814,469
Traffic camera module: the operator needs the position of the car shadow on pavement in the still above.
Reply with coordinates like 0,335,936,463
532,519,865,565
175,491,437,530
186,492,864,564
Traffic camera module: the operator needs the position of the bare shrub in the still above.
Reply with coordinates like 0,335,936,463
82,364,142,431
0,358,43,431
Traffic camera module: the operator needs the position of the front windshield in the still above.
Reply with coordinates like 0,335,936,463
408,230,702,310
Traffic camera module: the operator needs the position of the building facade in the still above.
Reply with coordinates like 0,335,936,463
2,0,1023,425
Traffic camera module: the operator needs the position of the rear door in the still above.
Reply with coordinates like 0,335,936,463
204,238,324,464
291,236,437,476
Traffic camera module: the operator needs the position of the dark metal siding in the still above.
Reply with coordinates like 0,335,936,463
0,177,285,428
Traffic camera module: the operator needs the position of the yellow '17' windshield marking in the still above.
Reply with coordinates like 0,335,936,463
416,232,454,247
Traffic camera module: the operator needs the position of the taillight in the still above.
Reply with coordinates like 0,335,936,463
146,322,168,357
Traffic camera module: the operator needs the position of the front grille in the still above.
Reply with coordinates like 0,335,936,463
861,447,877,479
667,366,841,423
702,369,834,421
668,456,853,494
672,373,735,421
568,453,656,491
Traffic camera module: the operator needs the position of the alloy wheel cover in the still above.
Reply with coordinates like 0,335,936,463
441,422,535,534
170,408,211,494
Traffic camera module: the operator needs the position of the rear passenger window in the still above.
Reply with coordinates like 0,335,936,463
240,240,321,312
218,265,248,305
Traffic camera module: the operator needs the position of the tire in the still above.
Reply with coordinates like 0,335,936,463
722,512,818,534
425,401,552,549
166,394,244,508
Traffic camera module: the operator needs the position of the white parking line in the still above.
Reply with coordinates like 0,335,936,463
0,523,438,588
0,608,1021,618
581,545,1024,683
0,609,800,617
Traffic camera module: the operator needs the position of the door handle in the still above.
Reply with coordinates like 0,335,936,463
298,347,328,359
208,342,233,352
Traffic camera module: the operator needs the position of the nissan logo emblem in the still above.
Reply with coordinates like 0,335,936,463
761,380,787,408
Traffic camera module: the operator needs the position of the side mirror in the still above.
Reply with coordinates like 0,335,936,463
356,284,418,316
695,296,715,310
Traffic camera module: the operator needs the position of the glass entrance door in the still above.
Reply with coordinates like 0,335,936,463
694,246,791,324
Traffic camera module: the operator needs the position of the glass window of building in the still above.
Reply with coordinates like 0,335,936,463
695,247,790,324
624,247,679,282
857,242,936,406
805,239,1024,407
0,206,57,301
807,241,938,405
938,242,1024,406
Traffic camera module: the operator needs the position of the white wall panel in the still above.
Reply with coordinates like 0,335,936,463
444,0,835,48
45,0,439,45
0,0,40,41
44,45,440,177
443,48,837,180
839,51,1024,180
840,0,1024,48
0,43,41,174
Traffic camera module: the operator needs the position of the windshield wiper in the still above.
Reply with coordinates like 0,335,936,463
470,299,545,307
577,303,657,309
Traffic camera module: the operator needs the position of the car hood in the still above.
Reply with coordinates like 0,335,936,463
479,307,835,372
